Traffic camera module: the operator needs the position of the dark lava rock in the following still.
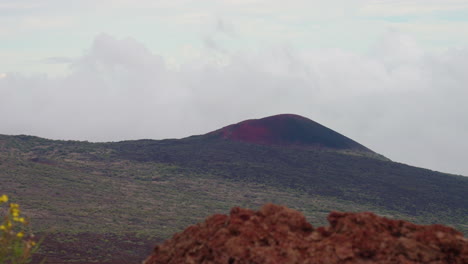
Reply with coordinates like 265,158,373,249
143,204,467,264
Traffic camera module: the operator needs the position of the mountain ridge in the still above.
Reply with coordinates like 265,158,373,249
0,114,467,263
206,114,373,152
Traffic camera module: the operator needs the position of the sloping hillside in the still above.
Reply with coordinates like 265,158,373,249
0,115,466,263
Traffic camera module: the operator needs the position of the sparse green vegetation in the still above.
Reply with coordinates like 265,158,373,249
0,134,466,263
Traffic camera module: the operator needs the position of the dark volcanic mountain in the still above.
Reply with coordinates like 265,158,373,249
208,114,372,152
109,115,465,218
1,114,467,264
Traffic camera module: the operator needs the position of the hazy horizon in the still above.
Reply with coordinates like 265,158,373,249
1,0,468,176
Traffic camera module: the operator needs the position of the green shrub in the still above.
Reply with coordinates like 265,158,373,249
0,194,40,264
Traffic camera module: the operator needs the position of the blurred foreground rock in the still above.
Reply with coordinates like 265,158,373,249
143,204,468,264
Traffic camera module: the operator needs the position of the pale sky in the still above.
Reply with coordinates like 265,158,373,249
1,0,468,176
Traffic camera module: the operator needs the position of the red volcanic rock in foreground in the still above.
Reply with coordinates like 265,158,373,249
143,204,468,264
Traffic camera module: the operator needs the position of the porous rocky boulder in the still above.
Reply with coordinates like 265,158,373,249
143,204,468,264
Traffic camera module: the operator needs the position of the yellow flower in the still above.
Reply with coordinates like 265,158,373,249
16,232,24,238
12,216,25,223
0,194,8,203
0,225,5,230
10,203,21,217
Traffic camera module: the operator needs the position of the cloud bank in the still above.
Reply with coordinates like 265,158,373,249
1,32,467,176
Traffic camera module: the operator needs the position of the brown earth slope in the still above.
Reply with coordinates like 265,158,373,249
144,204,468,264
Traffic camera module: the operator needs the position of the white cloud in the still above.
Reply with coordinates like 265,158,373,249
359,0,468,16
1,32,468,177
42,57,75,64
0,2,40,10
2,0,468,80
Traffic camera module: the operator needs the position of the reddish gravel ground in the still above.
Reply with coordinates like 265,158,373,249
144,204,468,264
